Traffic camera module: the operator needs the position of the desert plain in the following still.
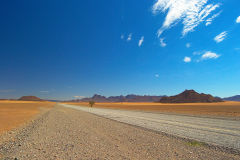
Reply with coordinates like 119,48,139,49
0,100,55,135
1,100,240,159
2,100,239,135
65,101,240,118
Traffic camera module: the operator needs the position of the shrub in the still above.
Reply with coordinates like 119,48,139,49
89,101,95,107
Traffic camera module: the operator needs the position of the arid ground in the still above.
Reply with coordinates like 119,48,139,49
65,101,240,118
1,104,240,159
0,101,55,135
1,101,240,159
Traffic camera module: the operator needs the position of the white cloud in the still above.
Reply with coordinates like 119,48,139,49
152,0,220,37
120,34,124,39
183,57,191,63
201,51,220,60
192,50,220,62
138,36,144,47
160,38,167,47
186,43,191,48
205,11,221,26
127,33,132,41
214,31,227,43
73,96,85,99
155,74,160,78
236,16,240,23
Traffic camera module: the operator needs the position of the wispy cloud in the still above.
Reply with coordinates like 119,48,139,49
206,11,222,26
183,57,191,63
73,96,85,99
186,43,191,48
192,51,220,62
0,89,15,93
201,51,220,60
127,33,132,41
152,0,220,37
138,36,144,47
193,51,203,55
214,31,227,43
160,38,166,47
40,91,49,93
120,34,124,39
236,16,240,23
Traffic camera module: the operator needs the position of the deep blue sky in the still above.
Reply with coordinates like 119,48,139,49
0,0,240,100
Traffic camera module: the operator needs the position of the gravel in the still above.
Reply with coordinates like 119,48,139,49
61,104,240,151
0,105,240,160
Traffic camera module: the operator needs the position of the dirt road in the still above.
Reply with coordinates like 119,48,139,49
0,104,239,159
61,104,240,151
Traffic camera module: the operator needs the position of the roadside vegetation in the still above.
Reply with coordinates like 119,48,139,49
89,101,95,107
186,140,206,147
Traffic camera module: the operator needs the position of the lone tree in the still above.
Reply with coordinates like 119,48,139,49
89,101,95,107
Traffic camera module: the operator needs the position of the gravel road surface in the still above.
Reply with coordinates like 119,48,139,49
0,104,239,159
61,104,240,151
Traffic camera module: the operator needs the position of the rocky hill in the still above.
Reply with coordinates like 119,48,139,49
223,95,240,101
73,94,164,102
159,90,223,103
18,96,42,101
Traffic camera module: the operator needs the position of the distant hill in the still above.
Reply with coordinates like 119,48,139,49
18,96,42,101
159,90,223,103
72,94,164,102
223,95,240,101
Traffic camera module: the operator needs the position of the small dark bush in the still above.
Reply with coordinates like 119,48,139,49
89,101,95,107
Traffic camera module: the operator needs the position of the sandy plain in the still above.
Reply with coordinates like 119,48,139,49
0,100,55,135
1,105,240,159
64,101,240,118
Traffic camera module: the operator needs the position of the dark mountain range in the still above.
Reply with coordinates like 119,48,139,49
72,94,164,102
18,96,42,101
159,90,223,103
223,95,240,101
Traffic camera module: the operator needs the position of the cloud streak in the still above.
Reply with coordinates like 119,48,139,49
160,38,166,47
120,34,124,39
138,36,144,47
127,33,132,41
206,11,221,26
0,89,15,93
73,96,85,99
152,0,220,37
40,91,49,93
214,31,227,43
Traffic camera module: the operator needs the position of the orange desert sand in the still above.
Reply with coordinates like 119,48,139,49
0,101,55,135
65,101,240,118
